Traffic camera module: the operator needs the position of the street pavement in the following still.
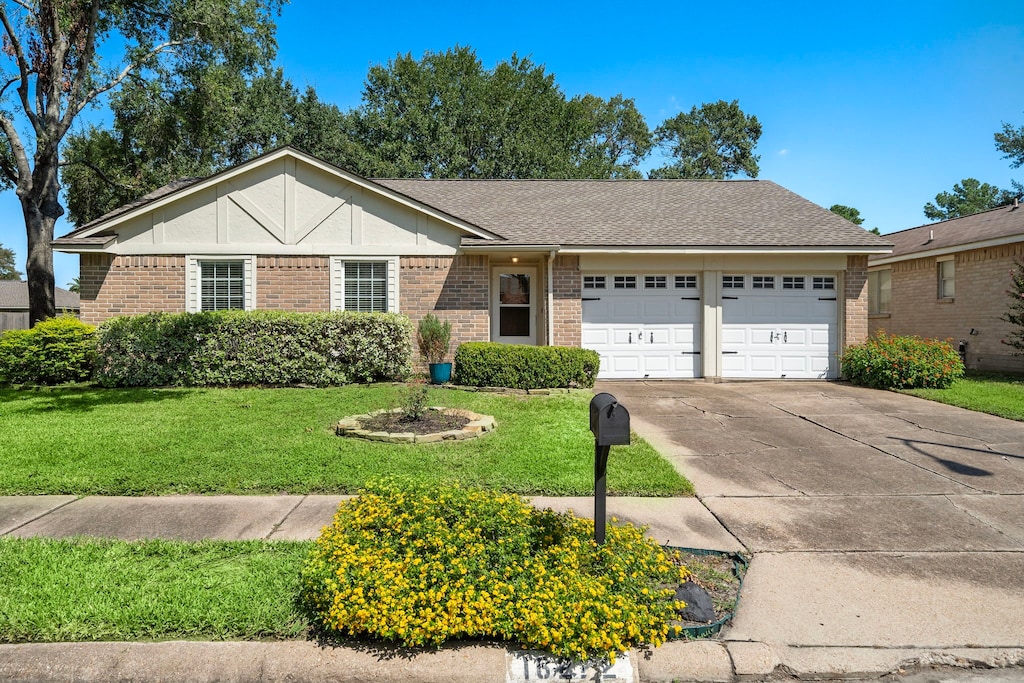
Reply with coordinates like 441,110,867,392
1,380,1023,681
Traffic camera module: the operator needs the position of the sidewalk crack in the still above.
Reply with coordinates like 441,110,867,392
265,495,306,540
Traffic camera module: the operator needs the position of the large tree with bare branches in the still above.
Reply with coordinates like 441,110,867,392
0,0,283,324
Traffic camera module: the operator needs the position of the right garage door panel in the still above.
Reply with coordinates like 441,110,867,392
721,274,839,379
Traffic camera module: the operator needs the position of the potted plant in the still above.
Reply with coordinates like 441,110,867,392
416,313,453,384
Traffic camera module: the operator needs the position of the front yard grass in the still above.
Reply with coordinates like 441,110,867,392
901,371,1024,421
0,385,691,496
0,538,308,643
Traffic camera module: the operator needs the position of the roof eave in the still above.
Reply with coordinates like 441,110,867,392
556,245,894,255
869,233,1024,266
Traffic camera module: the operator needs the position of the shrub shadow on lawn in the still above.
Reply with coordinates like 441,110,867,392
0,385,197,415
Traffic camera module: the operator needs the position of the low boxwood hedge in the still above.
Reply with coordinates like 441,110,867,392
94,310,412,387
0,315,96,385
840,331,964,389
453,342,600,389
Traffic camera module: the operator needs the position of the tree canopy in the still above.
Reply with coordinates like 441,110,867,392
829,204,880,235
649,100,761,179
0,0,284,322
923,178,1014,221
61,71,358,225
0,242,20,280
343,46,652,180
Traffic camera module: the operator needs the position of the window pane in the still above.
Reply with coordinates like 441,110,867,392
344,261,388,312
499,274,530,304
499,307,531,336
200,261,245,311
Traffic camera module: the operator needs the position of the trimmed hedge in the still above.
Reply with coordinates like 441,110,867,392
94,310,413,387
840,331,964,389
454,342,600,389
0,315,96,385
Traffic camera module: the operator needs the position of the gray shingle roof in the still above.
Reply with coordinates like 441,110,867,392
870,203,1024,262
376,178,893,249
0,281,80,311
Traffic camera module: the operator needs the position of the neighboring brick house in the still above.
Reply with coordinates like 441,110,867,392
54,147,892,380
867,202,1024,372
0,281,80,332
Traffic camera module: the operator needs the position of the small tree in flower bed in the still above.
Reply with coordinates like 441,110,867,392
840,331,964,390
1001,260,1024,355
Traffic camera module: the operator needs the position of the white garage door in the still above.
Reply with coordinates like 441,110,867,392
721,274,838,379
581,274,701,379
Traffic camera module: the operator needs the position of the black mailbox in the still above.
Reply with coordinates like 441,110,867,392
590,393,631,446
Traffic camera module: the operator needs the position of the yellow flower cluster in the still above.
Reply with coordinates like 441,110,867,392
301,481,689,662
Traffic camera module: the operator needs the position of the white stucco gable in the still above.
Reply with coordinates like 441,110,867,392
60,147,498,256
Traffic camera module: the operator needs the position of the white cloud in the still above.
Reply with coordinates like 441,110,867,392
778,149,790,156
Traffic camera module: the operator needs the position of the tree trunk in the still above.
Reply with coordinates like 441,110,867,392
20,151,63,325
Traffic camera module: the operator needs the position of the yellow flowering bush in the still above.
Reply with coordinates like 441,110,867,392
301,481,688,661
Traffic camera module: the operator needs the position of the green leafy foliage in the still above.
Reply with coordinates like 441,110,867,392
650,100,761,179
0,315,96,385
829,204,880,235
416,313,453,364
301,481,687,660
840,331,964,389
94,311,412,387
454,342,600,389
923,178,1015,221
0,242,20,280
345,46,652,180
1001,260,1024,354
995,117,1024,170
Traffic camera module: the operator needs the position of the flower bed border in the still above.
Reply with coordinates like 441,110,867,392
335,407,496,444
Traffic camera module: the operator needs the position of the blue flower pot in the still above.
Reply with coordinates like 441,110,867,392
428,362,452,384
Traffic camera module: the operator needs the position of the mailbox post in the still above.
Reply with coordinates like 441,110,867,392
589,393,630,545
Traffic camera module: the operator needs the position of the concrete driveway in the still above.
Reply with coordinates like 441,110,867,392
596,380,1024,676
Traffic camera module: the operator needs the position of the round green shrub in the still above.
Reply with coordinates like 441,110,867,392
0,315,96,385
840,331,964,389
301,481,687,662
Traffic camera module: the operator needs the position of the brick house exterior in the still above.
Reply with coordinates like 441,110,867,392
868,204,1024,372
55,147,892,381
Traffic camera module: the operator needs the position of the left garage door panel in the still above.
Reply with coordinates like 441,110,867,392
582,275,701,379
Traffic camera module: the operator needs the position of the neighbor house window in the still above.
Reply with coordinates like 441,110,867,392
868,269,891,314
344,261,388,312
938,259,955,299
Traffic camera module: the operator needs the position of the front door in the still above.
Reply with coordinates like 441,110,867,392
492,267,536,345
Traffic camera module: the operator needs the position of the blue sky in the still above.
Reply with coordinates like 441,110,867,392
2,0,1023,288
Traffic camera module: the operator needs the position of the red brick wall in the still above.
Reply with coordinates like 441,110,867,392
552,255,581,347
79,254,186,325
256,257,330,311
868,243,1024,372
844,255,869,349
400,256,490,360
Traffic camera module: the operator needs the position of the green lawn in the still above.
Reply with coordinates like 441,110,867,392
902,372,1024,421
0,385,691,496
0,538,309,642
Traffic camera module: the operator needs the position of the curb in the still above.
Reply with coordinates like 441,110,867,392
4,640,1021,682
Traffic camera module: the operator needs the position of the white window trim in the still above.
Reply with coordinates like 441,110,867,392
937,257,955,299
186,255,256,313
330,256,399,312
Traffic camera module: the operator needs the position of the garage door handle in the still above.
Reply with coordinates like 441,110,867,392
818,297,836,301
582,297,601,301
680,296,700,300
722,296,739,300
722,351,739,355
770,331,774,343
628,332,632,344
680,351,701,355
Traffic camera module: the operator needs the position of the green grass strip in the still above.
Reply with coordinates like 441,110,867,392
0,538,310,643
901,372,1024,421
0,386,691,496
